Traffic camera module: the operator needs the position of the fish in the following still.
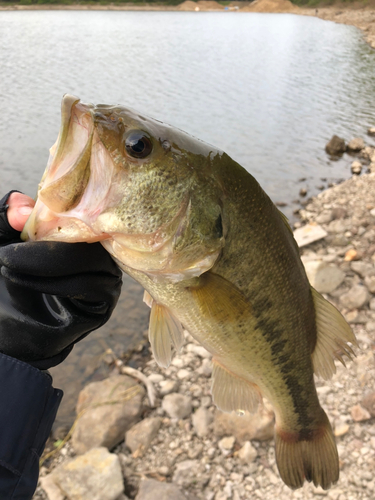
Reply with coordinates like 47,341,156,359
22,94,357,490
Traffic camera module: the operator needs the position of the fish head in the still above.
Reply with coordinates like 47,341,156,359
22,95,226,282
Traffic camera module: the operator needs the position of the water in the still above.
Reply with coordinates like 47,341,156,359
0,11,375,425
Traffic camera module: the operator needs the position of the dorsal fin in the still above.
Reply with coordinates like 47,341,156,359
311,287,358,380
148,303,184,368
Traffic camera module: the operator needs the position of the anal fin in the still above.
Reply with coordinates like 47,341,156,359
211,359,262,414
311,287,358,380
149,303,184,368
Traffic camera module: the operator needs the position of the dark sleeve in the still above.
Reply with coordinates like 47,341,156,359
0,353,62,500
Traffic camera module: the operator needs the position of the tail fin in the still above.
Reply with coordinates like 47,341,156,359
275,412,339,490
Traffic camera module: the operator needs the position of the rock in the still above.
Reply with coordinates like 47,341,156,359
351,261,374,279
351,160,362,175
125,417,162,457
334,422,350,437
186,343,211,358
340,285,369,309
72,375,144,455
364,275,375,293
135,478,188,500
299,188,307,197
162,393,192,419
327,219,347,233
325,135,346,155
236,441,257,463
351,404,371,422
293,224,327,247
218,436,236,456
197,358,212,377
39,474,65,500
316,210,333,224
159,379,179,396
192,407,214,437
362,392,375,417
360,146,374,160
304,261,345,294
368,127,375,137
331,207,347,220
347,137,365,152
344,249,360,261
51,447,123,500
172,460,199,487
213,404,274,443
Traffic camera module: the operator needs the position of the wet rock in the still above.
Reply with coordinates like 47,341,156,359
299,188,307,197
72,375,144,455
325,135,346,155
362,392,375,417
135,478,190,500
125,417,161,457
351,404,371,422
351,160,362,175
162,393,192,419
159,379,179,396
192,407,214,437
347,137,365,152
214,404,274,443
51,447,123,500
172,460,199,487
368,127,375,137
293,224,327,247
236,441,257,463
304,261,345,294
340,284,369,309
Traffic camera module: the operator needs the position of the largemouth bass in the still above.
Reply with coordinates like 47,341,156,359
22,95,357,490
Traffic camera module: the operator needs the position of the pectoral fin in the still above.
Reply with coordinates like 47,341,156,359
143,290,153,308
311,287,358,380
149,303,184,368
211,359,262,414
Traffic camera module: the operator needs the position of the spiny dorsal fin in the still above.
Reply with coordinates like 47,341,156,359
149,303,184,368
311,287,358,380
211,358,262,414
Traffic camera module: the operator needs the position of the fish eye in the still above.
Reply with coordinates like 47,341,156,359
125,131,153,159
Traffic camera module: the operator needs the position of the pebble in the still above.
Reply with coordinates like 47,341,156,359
340,284,369,309
159,379,179,396
162,393,192,419
237,441,257,463
192,407,214,437
347,137,365,152
351,404,371,422
218,436,236,456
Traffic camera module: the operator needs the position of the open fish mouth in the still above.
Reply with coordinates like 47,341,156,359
21,95,111,243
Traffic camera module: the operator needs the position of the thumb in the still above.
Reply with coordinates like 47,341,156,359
7,193,35,232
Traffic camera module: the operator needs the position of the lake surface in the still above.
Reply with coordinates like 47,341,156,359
0,10,375,425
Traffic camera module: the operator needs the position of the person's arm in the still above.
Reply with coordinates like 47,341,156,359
0,191,122,499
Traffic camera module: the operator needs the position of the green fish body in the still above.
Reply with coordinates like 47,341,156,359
22,95,357,490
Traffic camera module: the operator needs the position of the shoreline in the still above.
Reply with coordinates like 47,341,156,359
1,3,374,49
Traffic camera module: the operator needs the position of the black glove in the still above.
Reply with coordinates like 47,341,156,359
0,192,122,370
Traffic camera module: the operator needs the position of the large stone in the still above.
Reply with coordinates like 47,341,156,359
72,375,145,454
347,137,365,152
325,135,346,155
340,285,369,310
192,407,214,437
162,393,192,419
304,261,345,294
213,404,274,443
293,224,327,247
51,447,123,500
135,479,191,500
125,417,162,457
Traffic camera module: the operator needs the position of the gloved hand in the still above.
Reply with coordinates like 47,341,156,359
0,191,122,370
